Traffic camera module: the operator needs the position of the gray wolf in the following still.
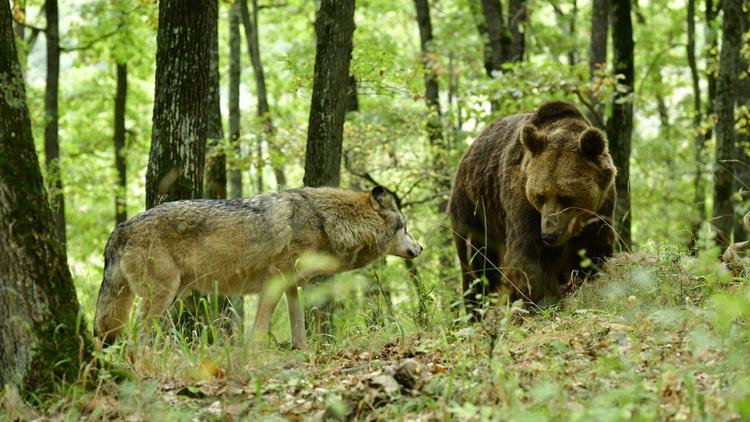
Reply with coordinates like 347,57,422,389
94,186,422,349
448,101,616,320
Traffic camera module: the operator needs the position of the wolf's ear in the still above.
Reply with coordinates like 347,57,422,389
578,128,607,158
520,124,545,155
370,185,395,210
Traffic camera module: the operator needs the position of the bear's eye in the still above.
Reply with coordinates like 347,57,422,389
558,195,573,208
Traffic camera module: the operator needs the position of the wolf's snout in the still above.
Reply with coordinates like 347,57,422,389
407,242,423,258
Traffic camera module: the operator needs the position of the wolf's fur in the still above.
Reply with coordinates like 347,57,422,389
94,186,422,349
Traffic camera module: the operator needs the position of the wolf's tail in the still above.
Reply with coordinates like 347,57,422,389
94,234,134,347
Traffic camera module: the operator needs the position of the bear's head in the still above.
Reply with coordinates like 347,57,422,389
520,102,616,247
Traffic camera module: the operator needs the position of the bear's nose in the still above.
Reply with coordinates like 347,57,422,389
541,233,558,246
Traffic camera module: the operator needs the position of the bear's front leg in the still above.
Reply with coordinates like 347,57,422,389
503,203,561,306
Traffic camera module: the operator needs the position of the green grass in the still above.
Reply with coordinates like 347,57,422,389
3,246,750,421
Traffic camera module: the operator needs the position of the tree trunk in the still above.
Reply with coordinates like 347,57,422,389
0,2,91,391
240,0,286,191
146,0,210,209
44,0,65,251
687,0,706,241
732,11,750,242
711,0,742,245
229,1,242,199
414,0,450,208
705,0,719,143
303,0,355,189
303,0,355,341
205,0,226,201
607,0,634,249
473,0,527,112
114,63,127,225
588,0,608,128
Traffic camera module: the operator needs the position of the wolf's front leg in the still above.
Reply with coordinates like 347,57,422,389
285,285,307,349
250,282,285,345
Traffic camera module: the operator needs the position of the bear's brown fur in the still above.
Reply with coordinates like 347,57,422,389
448,101,617,320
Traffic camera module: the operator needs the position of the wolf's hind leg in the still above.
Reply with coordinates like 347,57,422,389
285,284,306,349
250,281,285,345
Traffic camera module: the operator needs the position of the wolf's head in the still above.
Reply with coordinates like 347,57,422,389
369,186,423,259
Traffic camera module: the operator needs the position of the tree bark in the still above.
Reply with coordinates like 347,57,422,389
205,0,226,201
229,1,242,199
240,0,286,191
607,0,634,249
303,0,355,188
588,0,608,128
303,0,355,341
687,0,706,240
472,0,527,112
114,63,127,225
0,2,91,391
711,0,742,245
732,10,750,242
44,0,65,251
414,0,450,208
146,0,210,209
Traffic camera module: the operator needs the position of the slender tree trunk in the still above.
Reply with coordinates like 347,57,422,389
303,0,355,341
705,0,719,144
114,63,127,225
13,0,25,39
240,0,286,191
711,0,742,245
607,0,634,249
205,0,226,201
473,0,527,113
507,0,526,60
44,0,65,251
687,0,706,241
732,10,750,242
146,0,210,209
0,2,91,391
414,0,450,208
588,0,609,128
229,1,242,199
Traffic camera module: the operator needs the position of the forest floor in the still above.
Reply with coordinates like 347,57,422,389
3,248,750,421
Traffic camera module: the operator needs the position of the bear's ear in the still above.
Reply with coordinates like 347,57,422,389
578,128,607,158
520,124,545,155
370,185,395,210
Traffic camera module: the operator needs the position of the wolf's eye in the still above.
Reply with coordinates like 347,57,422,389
534,195,545,206
394,216,404,231
558,195,573,208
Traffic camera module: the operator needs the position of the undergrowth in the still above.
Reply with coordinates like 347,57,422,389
3,245,750,421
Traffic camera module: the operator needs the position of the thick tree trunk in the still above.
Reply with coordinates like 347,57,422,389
607,0,634,249
303,0,355,188
711,0,742,245
229,1,242,199
0,3,91,391
114,63,127,225
44,0,65,250
205,0,226,201
303,0,355,341
240,0,286,191
588,0,608,128
687,0,706,240
414,0,450,207
146,0,210,209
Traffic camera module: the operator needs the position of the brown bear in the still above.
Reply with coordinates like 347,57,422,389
448,101,617,320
